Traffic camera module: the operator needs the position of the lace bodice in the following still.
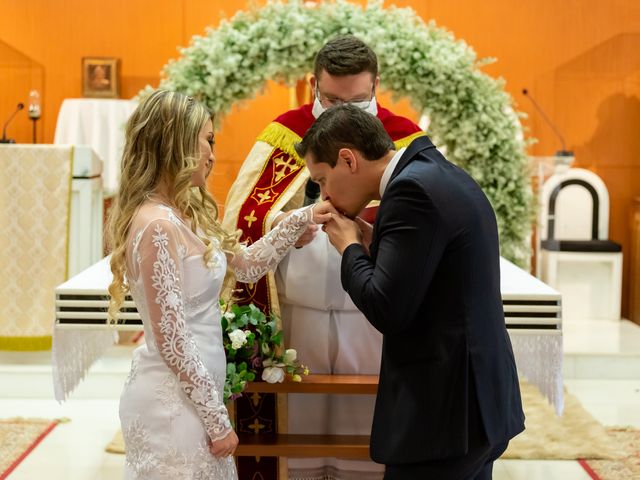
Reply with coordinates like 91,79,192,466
125,201,314,443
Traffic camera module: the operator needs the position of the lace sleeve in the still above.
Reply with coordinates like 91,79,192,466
231,205,314,283
135,219,232,442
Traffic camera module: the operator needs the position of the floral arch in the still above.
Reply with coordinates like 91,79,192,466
159,0,533,266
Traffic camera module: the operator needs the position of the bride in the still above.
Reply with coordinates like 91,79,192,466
107,90,333,479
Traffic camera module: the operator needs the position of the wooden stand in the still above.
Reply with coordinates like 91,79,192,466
236,375,377,460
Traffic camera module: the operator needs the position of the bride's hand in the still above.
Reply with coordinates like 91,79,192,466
272,211,318,248
209,429,238,457
311,200,338,225
294,224,318,248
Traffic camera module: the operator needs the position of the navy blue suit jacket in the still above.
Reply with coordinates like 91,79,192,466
341,136,525,464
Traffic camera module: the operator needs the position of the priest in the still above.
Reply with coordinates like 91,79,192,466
222,35,424,480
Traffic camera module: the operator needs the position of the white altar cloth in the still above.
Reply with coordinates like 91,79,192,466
53,257,564,414
54,98,137,194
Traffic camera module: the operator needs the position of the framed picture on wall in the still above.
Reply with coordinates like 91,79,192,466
82,57,120,98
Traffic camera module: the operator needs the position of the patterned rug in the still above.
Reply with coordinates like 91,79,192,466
578,428,640,480
503,381,622,460
0,418,61,479
107,381,638,461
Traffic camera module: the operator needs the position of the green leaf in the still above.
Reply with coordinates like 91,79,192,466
237,314,249,327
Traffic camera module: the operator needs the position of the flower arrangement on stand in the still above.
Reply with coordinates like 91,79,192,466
221,301,308,403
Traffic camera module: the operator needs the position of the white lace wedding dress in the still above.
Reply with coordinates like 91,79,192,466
119,201,313,479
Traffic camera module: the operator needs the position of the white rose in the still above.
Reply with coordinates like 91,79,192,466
228,329,247,350
283,349,297,364
262,366,285,384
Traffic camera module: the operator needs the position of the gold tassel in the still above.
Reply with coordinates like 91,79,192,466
257,122,304,166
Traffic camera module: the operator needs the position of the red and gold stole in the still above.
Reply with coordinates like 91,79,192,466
233,103,425,314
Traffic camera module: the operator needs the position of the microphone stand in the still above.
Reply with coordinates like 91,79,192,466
0,103,25,144
522,89,573,158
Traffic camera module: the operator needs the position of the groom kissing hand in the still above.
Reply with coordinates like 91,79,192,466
295,104,525,480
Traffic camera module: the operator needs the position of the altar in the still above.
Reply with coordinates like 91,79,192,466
52,256,564,414
0,144,103,350
54,98,137,194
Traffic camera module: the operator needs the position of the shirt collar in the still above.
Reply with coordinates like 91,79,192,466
379,147,406,197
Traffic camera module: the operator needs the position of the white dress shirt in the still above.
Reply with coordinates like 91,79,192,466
379,147,406,197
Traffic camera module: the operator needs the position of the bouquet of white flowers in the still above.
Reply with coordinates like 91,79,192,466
221,301,308,403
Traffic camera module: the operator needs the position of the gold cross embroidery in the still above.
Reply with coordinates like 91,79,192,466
244,210,258,228
274,155,299,182
250,188,277,206
250,392,261,407
249,418,265,434
256,190,272,204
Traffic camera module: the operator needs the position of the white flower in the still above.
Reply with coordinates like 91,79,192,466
283,349,297,364
262,366,285,384
228,329,247,350
223,312,236,320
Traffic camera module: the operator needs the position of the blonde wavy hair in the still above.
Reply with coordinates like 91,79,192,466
107,89,238,323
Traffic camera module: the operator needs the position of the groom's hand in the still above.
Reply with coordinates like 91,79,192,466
323,211,362,255
354,216,373,254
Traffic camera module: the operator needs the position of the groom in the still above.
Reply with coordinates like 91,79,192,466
295,104,525,479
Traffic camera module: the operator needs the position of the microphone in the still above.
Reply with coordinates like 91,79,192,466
1,103,25,144
522,89,572,156
303,178,320,206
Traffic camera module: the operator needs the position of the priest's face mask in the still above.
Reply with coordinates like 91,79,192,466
311,70,379,118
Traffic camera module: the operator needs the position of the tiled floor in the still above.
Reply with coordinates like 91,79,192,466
1,319,639,479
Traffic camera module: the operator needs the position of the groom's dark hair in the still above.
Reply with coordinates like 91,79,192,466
295,104,394,167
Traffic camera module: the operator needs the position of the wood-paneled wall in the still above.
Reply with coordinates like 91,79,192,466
1,0,639,317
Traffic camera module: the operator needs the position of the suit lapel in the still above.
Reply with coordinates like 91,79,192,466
370,136,435,259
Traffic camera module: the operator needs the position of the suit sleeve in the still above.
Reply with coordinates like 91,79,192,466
341,178,447,334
